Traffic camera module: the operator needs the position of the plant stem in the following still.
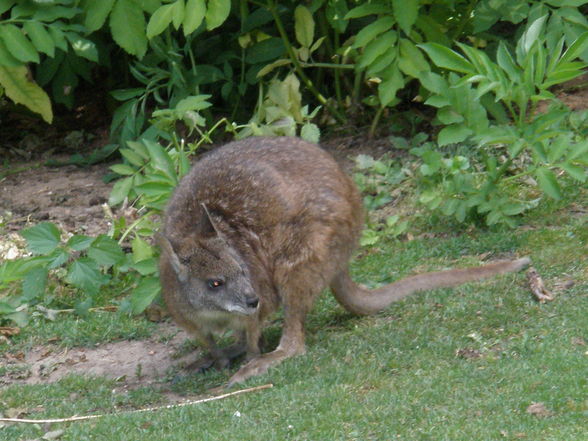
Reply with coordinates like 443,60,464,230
352,69,363,105
267,1,346,124
299,62,354,69
502,168,535,183
369,107,384,139
0,163,43,181
333,31,343,107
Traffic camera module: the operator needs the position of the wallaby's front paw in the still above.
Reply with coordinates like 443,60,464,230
185,355,230,373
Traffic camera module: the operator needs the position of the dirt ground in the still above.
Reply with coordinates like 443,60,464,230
1,324,194,388
1,78,587,390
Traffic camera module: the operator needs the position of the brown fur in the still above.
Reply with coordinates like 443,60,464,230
159,137,530,384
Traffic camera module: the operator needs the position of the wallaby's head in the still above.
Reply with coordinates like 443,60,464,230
158,205,259,315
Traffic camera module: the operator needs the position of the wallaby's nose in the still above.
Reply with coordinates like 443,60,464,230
246,297,259,309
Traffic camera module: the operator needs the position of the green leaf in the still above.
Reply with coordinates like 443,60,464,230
23,22,55,57
48,26,67,52
0,259,28,286
300,123,320,144
66,258,109,295
0,36,22,67
294,5,314,48
547,135,570,163
110,163,136,175
0,24,39,63
175,94,212,112
360,229,380,247
544,62,587,88
326,0,348,33
183,0,206,35
33,6,80,21
143,140,177,180
496,42,520,82
378,66,404,106
4,310,29,327
569,140,588,160
438,124,472,146
437,108,464,125
141,0,161,13
502,202,526,216
358,30,397,69
560,162,587,182
66,33,98,62
122,143,148,164
353,16,394,49
171,0,185,29
108,176,134,206
256,58,292,78
392,0,419,35
415,15,451,47
22,266,47,301
546,0,588,5
131,257,158,275
0,301,16,314
130,276,161,314
46,247,69,269
132,236,154,262
21,222,61,255
205,0,230,31
74,296,93,317
366,47,396,75
134,181,174,197
455,202,467,223
398,38,429,77
345,3,391,19
110,0,147,58
558,31,588,65
246,37,285,64
0,0,15,15
146,3,175,38
419,43,474,74
87,235,125,267
82,0,116,32
546,36,565,75
0,65,53,122
519,15,547,57
67,235,95,251
536,167,562,199
419,71,447,94
110,88,143,101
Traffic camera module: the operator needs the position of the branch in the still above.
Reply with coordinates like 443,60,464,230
0,384,273,424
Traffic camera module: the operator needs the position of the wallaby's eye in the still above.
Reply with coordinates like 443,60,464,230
207,279,224,289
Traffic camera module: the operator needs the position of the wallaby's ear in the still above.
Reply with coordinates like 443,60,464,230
198,203,220,237
155,232,188,282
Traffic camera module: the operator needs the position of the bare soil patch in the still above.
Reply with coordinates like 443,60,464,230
1,324,194,388
0,162,112,238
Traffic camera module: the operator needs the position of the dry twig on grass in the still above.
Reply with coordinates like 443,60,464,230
0,384,273,424
526,267,554,302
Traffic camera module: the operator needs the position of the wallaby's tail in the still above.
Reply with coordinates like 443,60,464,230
330,257,531,315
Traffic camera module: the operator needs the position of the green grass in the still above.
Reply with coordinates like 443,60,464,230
1,191,587,440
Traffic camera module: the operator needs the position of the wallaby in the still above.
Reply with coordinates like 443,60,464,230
158,136,530,385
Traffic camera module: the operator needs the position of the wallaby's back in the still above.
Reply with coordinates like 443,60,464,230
164,136,364,292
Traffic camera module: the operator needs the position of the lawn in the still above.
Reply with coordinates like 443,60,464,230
1,189,586,441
